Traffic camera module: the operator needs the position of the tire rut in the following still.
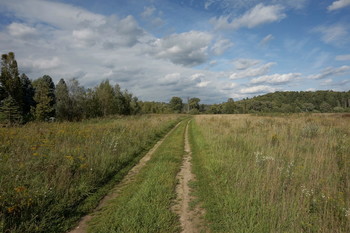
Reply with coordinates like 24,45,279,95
172,121,207,233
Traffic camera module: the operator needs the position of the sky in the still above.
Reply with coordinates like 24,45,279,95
0,0,349,103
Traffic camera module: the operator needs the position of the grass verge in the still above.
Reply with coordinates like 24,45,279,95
88,119,189,233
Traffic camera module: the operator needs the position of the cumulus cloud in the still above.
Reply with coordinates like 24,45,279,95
150,31,213,66
308,66,350,79
336,54,350,61
211,3,286,30
230,62,275,79
314,24,348,45
250,73,301,85
211,39,234,55
328,0,350,11
240,85,277,94
233,58,260,70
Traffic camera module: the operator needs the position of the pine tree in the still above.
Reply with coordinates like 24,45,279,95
32,76,55,121
0,96,22,125
0,52,23,114
55,78,71,121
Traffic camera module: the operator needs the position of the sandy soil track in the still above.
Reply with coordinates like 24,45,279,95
172,121,207,233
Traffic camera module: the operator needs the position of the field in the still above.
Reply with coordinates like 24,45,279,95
190,114,350,232
1,114,350,232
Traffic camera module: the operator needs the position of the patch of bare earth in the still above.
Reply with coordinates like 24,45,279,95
68,122,181,233
172,121,207,233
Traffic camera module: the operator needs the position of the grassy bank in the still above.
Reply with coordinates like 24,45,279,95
88,119,188,232
0,114,183,232
190,114,350,232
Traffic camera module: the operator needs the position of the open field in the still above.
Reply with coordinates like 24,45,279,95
0,115,183,232
190,114,350,232
1,113,349,232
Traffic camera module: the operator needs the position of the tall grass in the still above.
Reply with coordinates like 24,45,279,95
190,114,350,232
0,114,183,232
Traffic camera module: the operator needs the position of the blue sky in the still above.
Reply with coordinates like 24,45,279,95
0,0,349,103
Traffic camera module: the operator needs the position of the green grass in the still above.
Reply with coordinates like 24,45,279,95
189,114,350,232
88,119,189,233
0,114,184,232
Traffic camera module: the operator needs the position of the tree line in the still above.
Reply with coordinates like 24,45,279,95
1,52,349,125
0,52,140,125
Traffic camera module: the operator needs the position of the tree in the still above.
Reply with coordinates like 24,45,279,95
0,96,22,124
55,78,70,121
169,97,183,113
32,75,56,121
0,52,23,113
20,74,35,120
68,78,85,120
223,98,235,114
95,80,116,116
189,98,200,111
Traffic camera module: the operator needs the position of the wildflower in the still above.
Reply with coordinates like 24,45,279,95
7,206,15,213
14,186,26,192
345,208,350,217
65,155,74,160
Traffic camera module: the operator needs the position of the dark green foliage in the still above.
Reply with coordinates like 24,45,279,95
20,74,35,120
0,52,23,114
169,96,183,113
189,97,200,110
0,95,22,124
55,78,71,121
32,75,56,121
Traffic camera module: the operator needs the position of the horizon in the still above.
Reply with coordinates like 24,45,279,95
0,0,349,104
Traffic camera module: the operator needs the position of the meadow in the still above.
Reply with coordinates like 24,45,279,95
190,114,350,232
0,114,183,232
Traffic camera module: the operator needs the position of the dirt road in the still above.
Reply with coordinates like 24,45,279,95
68,122,181,233
172,121,206,233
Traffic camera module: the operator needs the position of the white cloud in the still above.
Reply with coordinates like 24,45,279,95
197,81,211,87
211,3,286,30
212,39,234,55
0,0,105,30
260,34,274,45
7,22,37,38
314,24,348,45
150,31,213,66
336,54,350,61
221,82,239,90
308,66,350,79
233,58,261,70
240,85,277,94
230,62,275,79
142,6,156,17
22,57,61,70
250,73,301,85
328,0,350,11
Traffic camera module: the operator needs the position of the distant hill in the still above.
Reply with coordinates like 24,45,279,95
205,90,350,114
234,90,350,113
